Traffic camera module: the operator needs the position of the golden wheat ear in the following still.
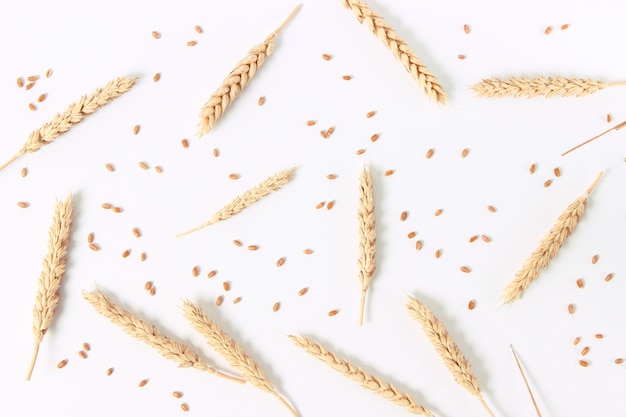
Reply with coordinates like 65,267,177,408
26,194,73,381
197,5,301,136
471,76,626,99
0,76,137,172
501,172,603,305
357,164,376,325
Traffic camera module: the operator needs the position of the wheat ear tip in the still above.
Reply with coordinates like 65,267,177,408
585,171,603,196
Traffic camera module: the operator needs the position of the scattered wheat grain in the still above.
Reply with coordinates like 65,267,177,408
153,73,160,82
464,24,471,34
481,235,491,243
328,309,339,317
37,93,47,103
17,201,29,208
327,174,337,179
132,227,141,238
181,403,189,412
365,110,376,118
545,26,553,35
182,138,190,148
194,25,203,33
105,163,115,172
384,169,394,176
216,295,224,307
356,148,366,155
554,167,561,177
106,367,113,375
322,54,332,60
192,266,199,277
561,24,570,30
248,245,259,251
581,346,589,356
27,75,39,82
595,334,604,339
187,40,197,46
258,96,266,106
46,69,52,78
415,240,423,250
530,163,536,174
327,200,335,210
425,148,434,159
616,358,624,364
400,211,408,221
435,249,441,258
213,148,219,157
138,379,148,387
579,360,589,367
133,125,140,135
434,208,443,216
273,302,280,312
591,254,598,264
576,278,584,288
57,359,68,369
573,337,581,345
544,179,552,187
303,249,313,254
155,166,163,173
29,103,37,111
306,120,316,126
468,300,475,310
149,287,156,296
140,252,147,261
139,161,149,170
298,287,308,296
232,297,242,304
122,249,131,258
83,343,91,351
320,130,328,139
469,235,478,243
461,266,471,273
487,205,496,213
458,54,466,60
21,167,27,177
78,350,87,359
25,82,35,90
144,281,153,291
607,113,612,123
343,75,352,80
233,240,242,247
223,282,231,291
605,273,614,282
101,203,112,209
173,391,183,398
152,31,161,39
461,148,469,158
87,233,94,243
407,231,416,239
89,243,100,251
568,304,575,314
17,77,24,87
207,270,217,278
315,201,325,209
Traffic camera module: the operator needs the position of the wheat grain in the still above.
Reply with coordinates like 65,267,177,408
138,379,148,387
138,161,149,169
298,287,308,296
470,76,626,99
182,300,299,417
78,350,88,359
26,195,73,381
82,287,245,384
357,164,376,326
406,294,495,417
176,167,296,237
289,335,434,416
57,359,68,369
181,403,189,412
197,5,301,136
17,77,24,87
579,360,589,367
341,0,446,104
0,76,136,172
501,172,603,305
83,342,91,351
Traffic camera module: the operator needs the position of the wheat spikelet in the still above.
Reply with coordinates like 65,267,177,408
26,195,73,381
341,0,446,105
182,300,299,417
405,294,495,417
197,5,301,136
471,76,626,99
502,172,603,305
176,167,297,237
0,76,137,172
82,287,245,384
289,335,434,416
357,164,376,325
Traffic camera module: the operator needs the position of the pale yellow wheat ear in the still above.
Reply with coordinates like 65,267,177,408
182,300,299,417
82,287,245,385
289,335,435,416
26,195,73,381
197,4,301,136
562,119,626,156
471,76,626,99
405,294,496,417
176,167,297,237
357,164,376,325
0,76,137,172
501,172,603,305
510,345,543,417
341,0,446,105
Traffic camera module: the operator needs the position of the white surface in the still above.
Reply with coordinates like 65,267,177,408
0,1,625,416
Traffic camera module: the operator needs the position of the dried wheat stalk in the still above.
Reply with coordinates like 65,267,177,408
0,76,137,172
26,195,73,381
357,164,376,325
176,167,297,237
197,5,301,136
405,294,495,417
510,345,543,417
83,287,245,384
289,335,434,416
341,0,446,105
501,172,603,304
562,119,626,156
471,76,626,99
182,300,299,417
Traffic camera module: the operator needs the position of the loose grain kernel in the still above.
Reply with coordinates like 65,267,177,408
17,201,29,208
306,120,317,126
553,167,561,177
248,245,259,251
581,346,590,356
315,201,325,209
101,203,112,209
216,295,224,306
57,359,68,369
144,281,153,291
192,266,199,277
319,130,328,139
181,139,190,148
21,167,27,177
46,69,53,78
138,379,148,387
25,82,35,90
327,126,335,135
173,391,183,398
407,231,416,239
328,309,339,317
605,273,614,282
544,26,552,35
457,54,466,60
223,281,231,291
78,350,88,359
83,343,91,351
207,270,217,278
232,297,242,304
356,149,366,155
133,125,140,135
195,25,203,33
415,240,423,250
591,254,599,264
105,163,115,172
365,110,376,118
140,252,147,261
155,166,163,173
181,403,189,412
106,367,114,376
303,249,313,254
434,208,443,216
460,266,471,273
568,303,575,314
27,75,39,82
463,24,471,34
468,300,475,310
576,278,584,288
132,227,141,238
384,169,394,176
273,302,280,312
370,133,380,142
149,287,156,296
187,40,197,46
258,96,266,106
579,360,589,367
229,173,240,180
480,235,491,243
322,54,332,61
615,358,624,364
213,148,219,157
595,333,604,339
17,77,24,87
276,257,286,267
153,73,160,82
487,205,496,213
37,93,47,103
425,148,434,159
87,232,94,243
327,174,337,179
122,249,131,258
342,75,352,80
28,103,37,111
89,243,100,251
544,179,552,187
152,31,161,39
461,148,469,158
573,337,581,345
139,161,149,170
607,113,612,123
326,200,335,210
233,240,243,247
529,163,536,174
298,287,308,296
469,235,479,243
400,211,408,221
435,249,441,258
561,24,570,30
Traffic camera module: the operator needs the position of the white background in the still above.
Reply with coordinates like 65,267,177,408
0,1,625,416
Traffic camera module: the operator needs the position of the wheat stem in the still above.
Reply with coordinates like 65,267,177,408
0,77,136,172
562,120,626,156
341,0,446,105
478,395,497,417
471,76,619,98
274,4,302,34
501,172,603,304
357,164,376,325
26,195,73,381
510,345,543,417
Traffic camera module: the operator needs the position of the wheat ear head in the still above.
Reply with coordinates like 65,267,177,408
82,287,245,384
182,301,299,417
176,167,297,237
289,335,434,416
341,0,446,105
501,172,603,305
197,4,301,136
405,294,495,417
470,76,626,99
357,164,376,326
0,76,137,172
26,195,73,381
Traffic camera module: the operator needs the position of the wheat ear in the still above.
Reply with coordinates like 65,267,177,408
26,195,73,381
176,167,297,237
357,164,376,326
501,172,603,305
289,335,434,416
341,0,446,105
470,76,626,99
197,4,301,136
82,287,245,384
562,119,626,156
510,345,543,417
405,294,495,417
182,301,299,417
0,76,136,172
